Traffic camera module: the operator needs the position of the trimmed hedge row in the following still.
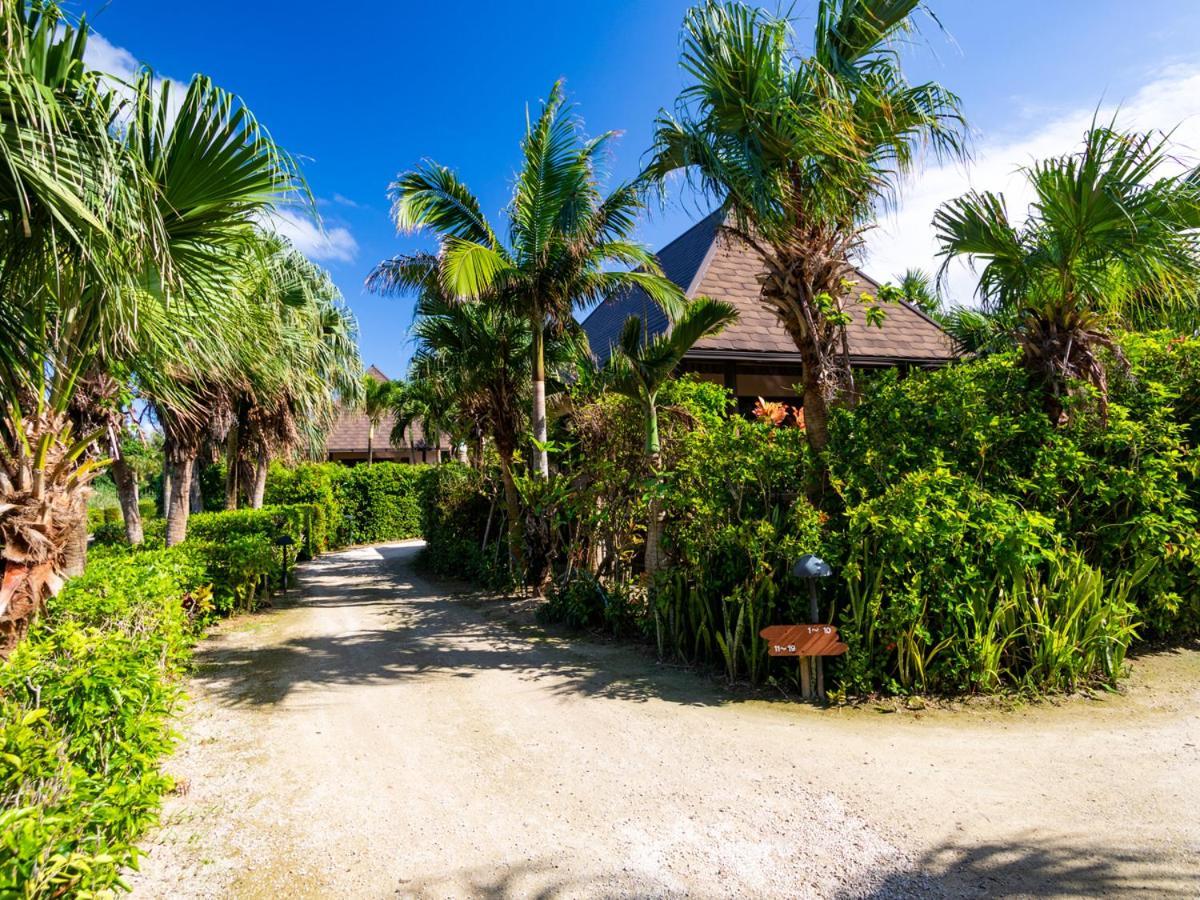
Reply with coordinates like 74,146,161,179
265,461,430,550
0,512,285,895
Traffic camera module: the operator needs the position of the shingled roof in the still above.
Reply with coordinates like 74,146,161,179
324,368,446,457
582,211,956,366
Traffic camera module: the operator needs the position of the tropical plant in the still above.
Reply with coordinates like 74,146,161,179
371,80,683,478
645,0,965,459
0,1,309,656
360,372,399,466
230,240,362,507
606,297,738,571
0,5,153,651
935,124,1200,423
895,268,942,317
408,291,533,568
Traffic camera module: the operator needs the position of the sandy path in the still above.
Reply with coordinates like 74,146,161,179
129,541,1200,899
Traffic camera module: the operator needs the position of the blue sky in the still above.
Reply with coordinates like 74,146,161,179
78,1,1200,377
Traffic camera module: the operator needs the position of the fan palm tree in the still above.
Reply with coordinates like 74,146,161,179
127,69,307,546
607,297,738,572
644,0,965,458
370,81,684,478
934,124,1200,423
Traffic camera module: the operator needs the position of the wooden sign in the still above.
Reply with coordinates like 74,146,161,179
759,624,848,657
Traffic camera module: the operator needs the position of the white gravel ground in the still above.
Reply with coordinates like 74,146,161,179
128,541,1200,899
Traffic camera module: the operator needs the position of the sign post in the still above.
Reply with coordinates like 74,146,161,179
759,625,848,699
787,556,835,705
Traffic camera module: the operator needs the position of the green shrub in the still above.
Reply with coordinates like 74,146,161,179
0,548,204,895
264,461,346,553
266,461,429,550
540,572,644,637
418,462,513,588
337,463,427,545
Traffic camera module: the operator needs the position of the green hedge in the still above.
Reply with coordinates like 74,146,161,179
2,551,203,893
0,506,288,895
417,462,511,587
266,461,430,550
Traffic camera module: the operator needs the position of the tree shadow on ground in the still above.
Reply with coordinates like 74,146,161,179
192,543,733,709
394,860,625,900
850,833,1198,898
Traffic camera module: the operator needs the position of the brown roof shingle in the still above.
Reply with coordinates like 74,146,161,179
582,213,956,365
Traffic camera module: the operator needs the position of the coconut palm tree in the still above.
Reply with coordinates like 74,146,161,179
360,373,400,466
606,298,738,572
934,124,1200,423
408,291,534,569
371,81,684,479
895,268,942,317
644,0,965,457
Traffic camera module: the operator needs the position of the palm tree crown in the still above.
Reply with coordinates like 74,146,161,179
644,0,965,457
369,81,684,478
935,124,1200,422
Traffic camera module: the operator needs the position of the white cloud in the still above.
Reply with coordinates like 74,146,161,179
864,64,1200,306
267,209,359,263
81,31,186,124
82,32,141,81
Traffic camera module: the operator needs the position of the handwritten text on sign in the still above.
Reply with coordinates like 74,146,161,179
759,625,848,657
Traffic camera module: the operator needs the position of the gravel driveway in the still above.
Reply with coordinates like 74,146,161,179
128,541,1200,898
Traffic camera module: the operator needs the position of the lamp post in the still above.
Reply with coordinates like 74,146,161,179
792,553,832,700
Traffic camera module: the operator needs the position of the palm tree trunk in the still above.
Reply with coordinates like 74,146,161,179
165,456,194,547
111,454,143,545
531,323,549,478
250,447,269,509
367,423,375,466
189,467,203,514
497,446,525,573
161,446,172,519
224,417,241,510
800,375,831,455
643,402,664,575
62,496,88,577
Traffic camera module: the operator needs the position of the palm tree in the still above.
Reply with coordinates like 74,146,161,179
408,290,536,569
934,124,1200,423
644,0,965,457
0,6,157,650
371,81,683,478
895,268,942,317
361,374,399,466
607,298,738,572
128,70,307,546
228,240,362,507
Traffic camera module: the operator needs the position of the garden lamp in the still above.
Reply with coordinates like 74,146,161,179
792,553,832,699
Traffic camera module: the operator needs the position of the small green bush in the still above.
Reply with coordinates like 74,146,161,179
0,548,204,895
